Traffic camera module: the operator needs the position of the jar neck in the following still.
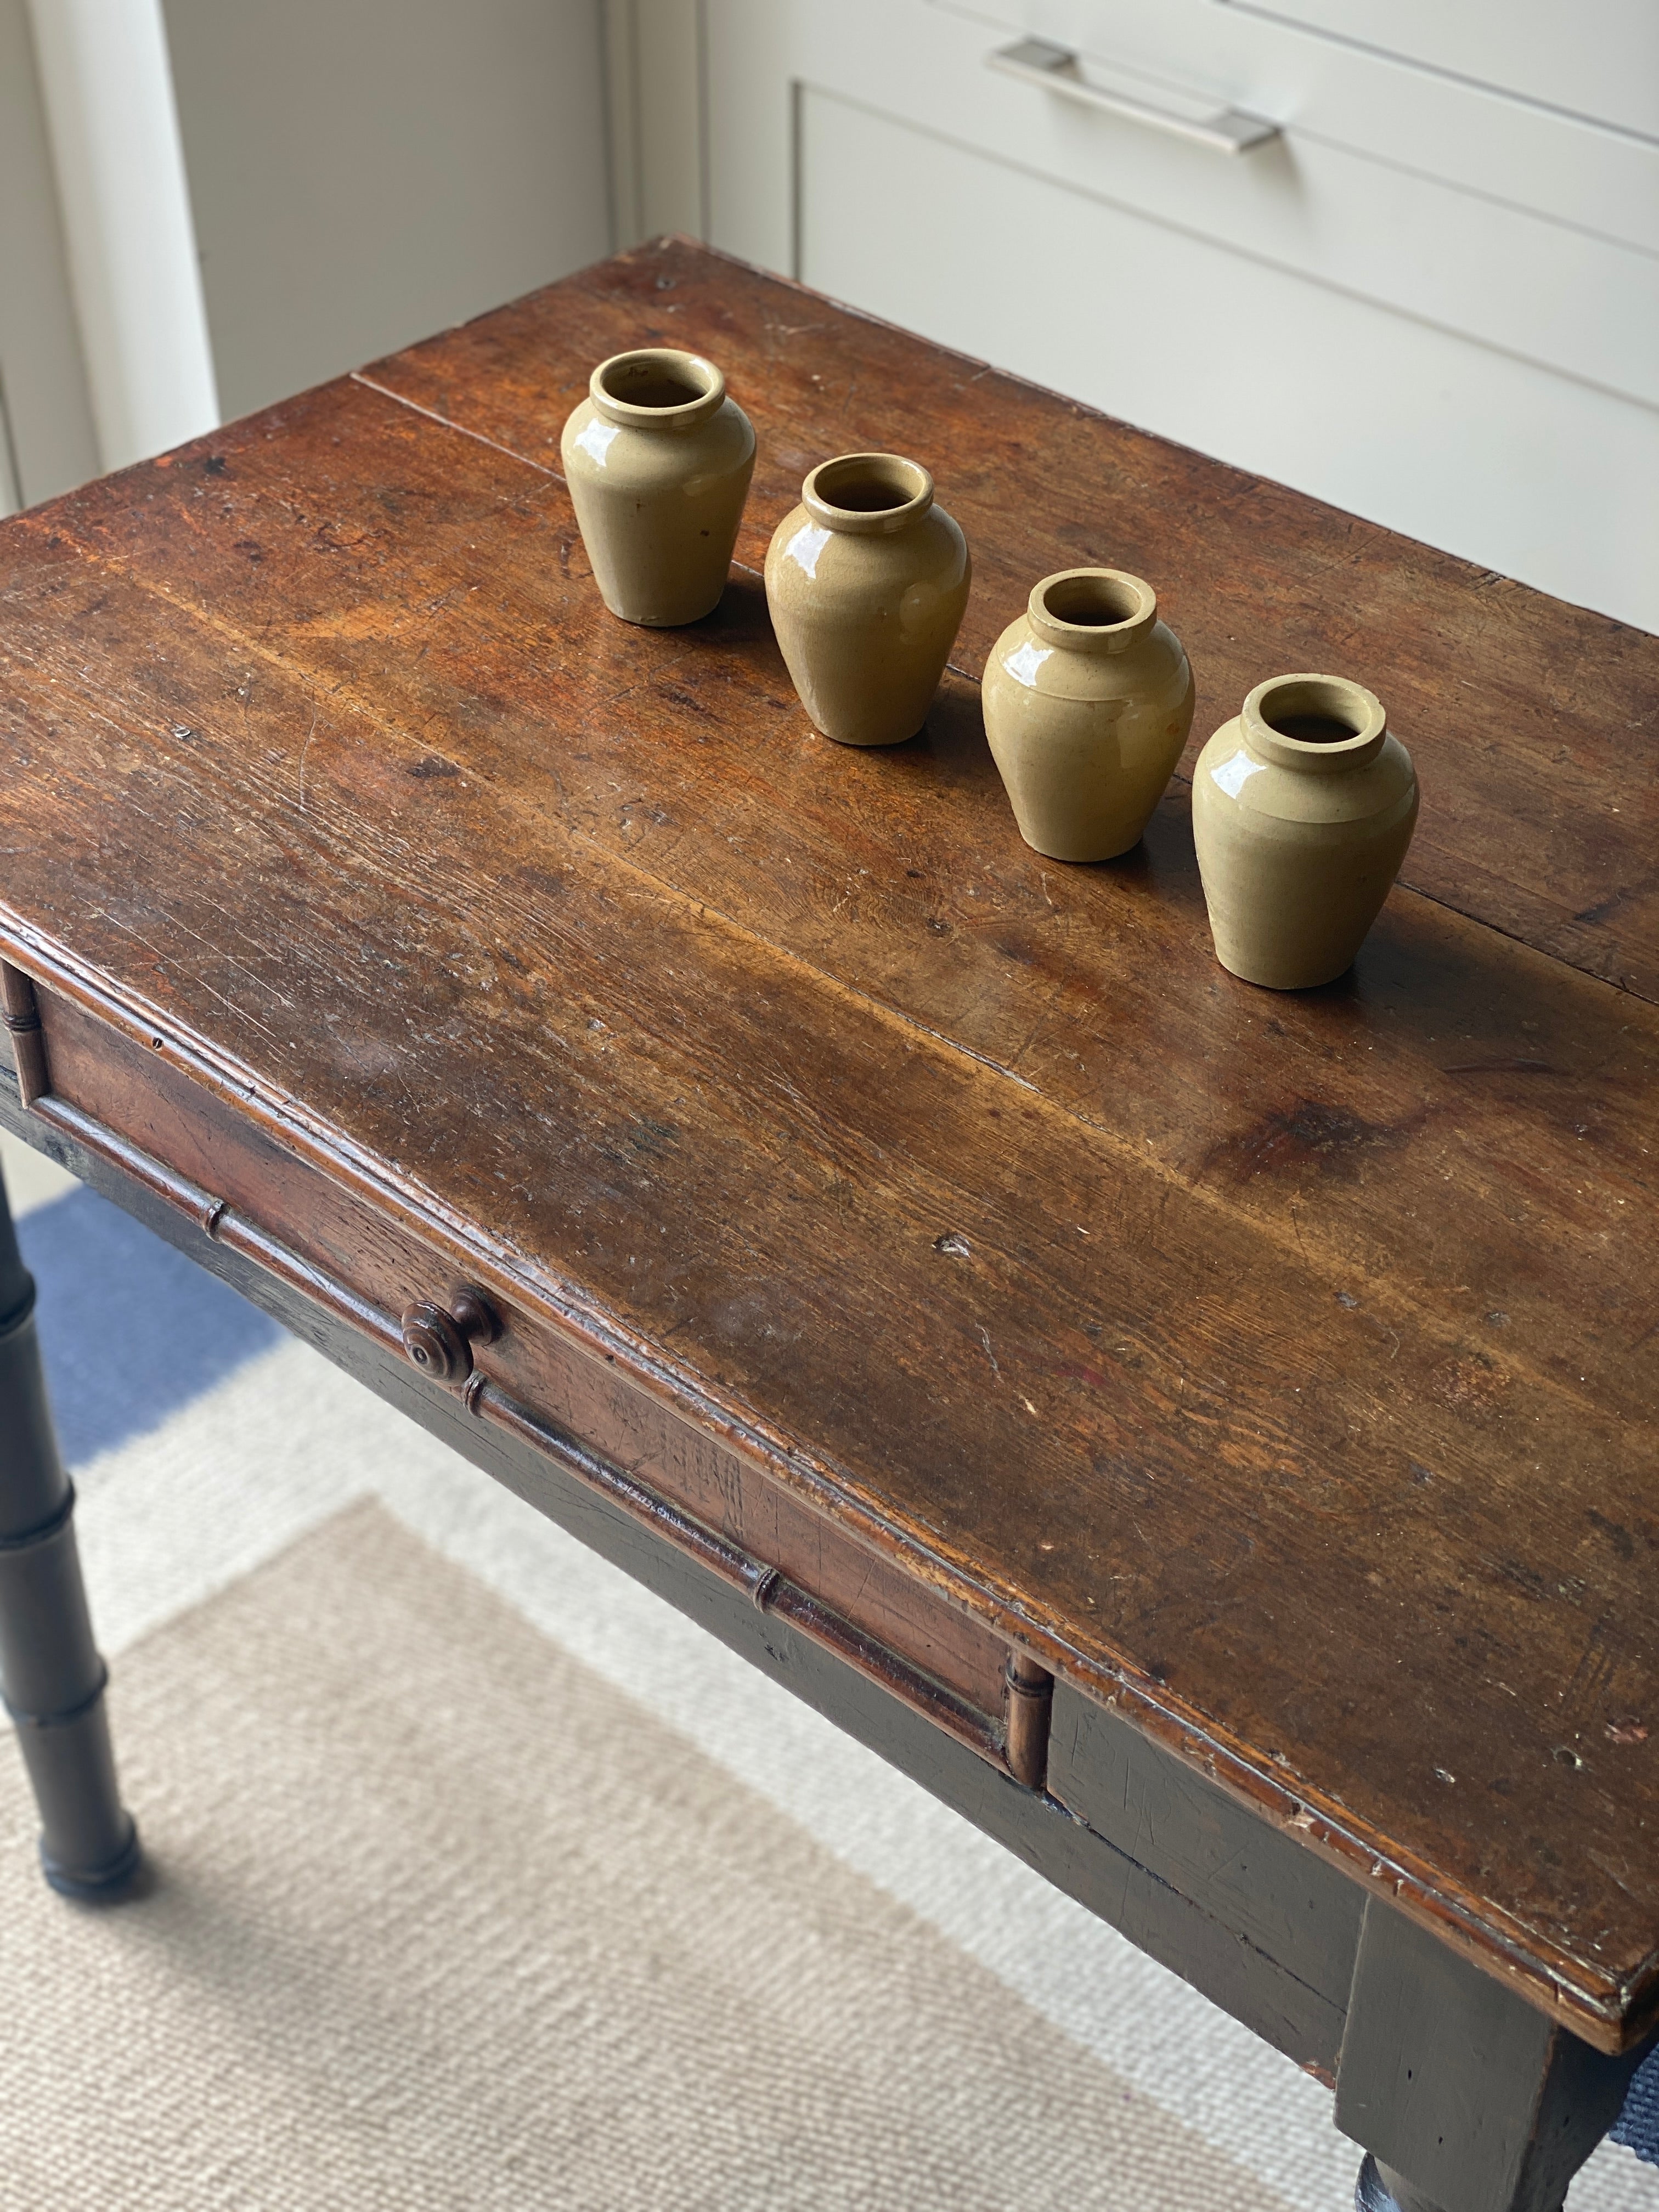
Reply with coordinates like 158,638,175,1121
1026,568,1157,656
801,453,934,537
589,348,727,432
1241,674,1388,774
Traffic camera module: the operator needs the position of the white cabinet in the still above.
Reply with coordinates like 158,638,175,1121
695,0,1659,630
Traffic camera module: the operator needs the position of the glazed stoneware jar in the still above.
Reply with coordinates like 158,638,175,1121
560,347,755,626
981,568,1194,861
1192,673,1419,989
764,453,970,746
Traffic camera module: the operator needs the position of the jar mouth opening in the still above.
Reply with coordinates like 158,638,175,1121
803,453,933,533
1244,674,1387,769
590,348,725,426
1028,568,1156,651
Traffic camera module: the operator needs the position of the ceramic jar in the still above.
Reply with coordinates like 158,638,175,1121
1192,673,1419,989
764,453,970,746
560,347,755,626
981,568,1194,861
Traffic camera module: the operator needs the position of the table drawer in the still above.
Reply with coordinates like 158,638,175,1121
9,964,1024,1768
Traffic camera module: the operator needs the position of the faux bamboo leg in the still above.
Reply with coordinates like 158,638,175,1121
0,1161,139,1897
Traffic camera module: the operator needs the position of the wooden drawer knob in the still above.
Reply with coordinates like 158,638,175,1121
400,1286,501,1385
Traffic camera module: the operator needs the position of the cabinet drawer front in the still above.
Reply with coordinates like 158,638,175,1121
930,0,1659,250
876,3,1659,392
793,81,1659,630
24,976,1018,1751
1220,0,1659,141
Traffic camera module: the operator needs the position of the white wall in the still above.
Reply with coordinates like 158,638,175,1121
0,0,613,512
25,0,218,471
0,0,99,510
161,0,613,422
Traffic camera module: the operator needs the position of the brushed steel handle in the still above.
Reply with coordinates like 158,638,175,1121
987,37,1279,155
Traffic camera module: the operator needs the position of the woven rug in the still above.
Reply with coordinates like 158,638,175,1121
2,1134,1655,2211
1,1499,1304,2211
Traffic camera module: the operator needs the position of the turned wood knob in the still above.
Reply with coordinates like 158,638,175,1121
400,1287,501,1385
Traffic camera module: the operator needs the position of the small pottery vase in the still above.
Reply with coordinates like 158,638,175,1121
560,347,755,625
981,568,1194,861
764,452,970,747
1191,673,1419,989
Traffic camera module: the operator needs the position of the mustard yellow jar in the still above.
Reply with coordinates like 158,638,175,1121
764,453,969,747
981,568,1193,861
1192,674,1419,989
561,348,755,626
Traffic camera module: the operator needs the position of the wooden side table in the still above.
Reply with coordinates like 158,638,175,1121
1,240,1655,2212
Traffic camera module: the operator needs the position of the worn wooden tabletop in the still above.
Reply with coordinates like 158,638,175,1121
1,239,1654,2049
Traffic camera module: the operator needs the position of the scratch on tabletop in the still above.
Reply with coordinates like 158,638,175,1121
92,902,289,1033
1289,1201,1309,1264
297,702,321,812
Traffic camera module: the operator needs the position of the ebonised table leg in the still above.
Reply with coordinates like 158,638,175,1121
0,1163,139,1897
1355,2152,1536,2212
1338,1898,1646,2212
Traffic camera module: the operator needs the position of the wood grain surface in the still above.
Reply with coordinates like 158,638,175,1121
0,240,1654,2046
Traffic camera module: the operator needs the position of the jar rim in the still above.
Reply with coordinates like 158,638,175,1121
1242,674,1387,772
589,348,727,430
1027,568,1157,653
802,453,934,535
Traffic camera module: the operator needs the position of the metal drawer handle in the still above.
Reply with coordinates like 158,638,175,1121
988,37,1279,155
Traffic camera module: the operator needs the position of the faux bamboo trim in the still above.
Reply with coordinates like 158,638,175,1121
474,1379,1002,1766
1005,1651,1054,1790
0,962,49,1108
2,1656,109,1731
0,1481,76,1554
0,1273,37,1344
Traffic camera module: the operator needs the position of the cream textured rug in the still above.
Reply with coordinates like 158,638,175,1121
0,1500,1296,2212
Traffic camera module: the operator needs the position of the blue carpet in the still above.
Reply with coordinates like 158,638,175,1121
17,1186,281,1467
1618,2050,1659,2170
